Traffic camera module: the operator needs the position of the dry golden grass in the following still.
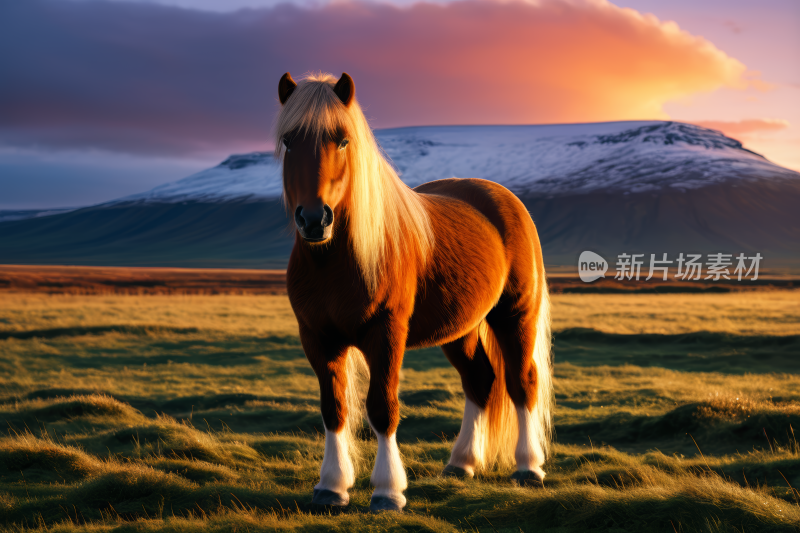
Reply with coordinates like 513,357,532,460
553,291,800,335
0,294,300,336
1,289,799,531
1,290,797,337
0,265,286,295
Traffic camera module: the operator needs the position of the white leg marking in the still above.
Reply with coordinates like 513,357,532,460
515,405,546,478
448,398,486,475
315,428,355,493
371,432,407,506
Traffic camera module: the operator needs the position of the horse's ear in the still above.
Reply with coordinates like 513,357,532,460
279,72,297,105
333,73,355,107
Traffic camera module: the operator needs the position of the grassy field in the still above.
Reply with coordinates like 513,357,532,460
1,290,799,532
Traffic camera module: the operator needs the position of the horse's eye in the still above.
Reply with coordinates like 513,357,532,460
338,139,349,150
282,136,291,149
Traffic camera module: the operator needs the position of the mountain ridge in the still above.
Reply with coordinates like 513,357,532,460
1,120,798,271
104,121,798,206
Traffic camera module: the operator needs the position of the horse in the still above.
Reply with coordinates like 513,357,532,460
276,72,552,512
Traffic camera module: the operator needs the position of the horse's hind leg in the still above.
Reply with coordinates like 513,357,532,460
440,327,496,478
299,325,355,506
486,293,550,486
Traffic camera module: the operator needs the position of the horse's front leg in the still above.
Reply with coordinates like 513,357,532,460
360,315,408,512
299,326,355,506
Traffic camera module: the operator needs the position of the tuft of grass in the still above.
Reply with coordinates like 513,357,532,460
146,458,240,485
1,395,149,438
122,415,263,468
557,395,800,456
72,465,197,517
0,433,104,484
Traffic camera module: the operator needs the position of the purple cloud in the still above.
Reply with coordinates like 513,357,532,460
0,0,744,157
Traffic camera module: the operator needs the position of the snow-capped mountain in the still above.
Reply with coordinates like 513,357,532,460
109,121,798,205
2,121,799,270
110,152,283,204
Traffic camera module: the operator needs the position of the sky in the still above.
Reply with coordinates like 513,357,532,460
0,0,797,209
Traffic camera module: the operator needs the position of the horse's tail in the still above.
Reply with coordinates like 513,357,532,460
344,347,370,471
529,280,554,461
479,276,553,469
478,320,516,468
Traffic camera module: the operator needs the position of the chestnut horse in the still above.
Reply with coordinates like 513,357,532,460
277,72,552,512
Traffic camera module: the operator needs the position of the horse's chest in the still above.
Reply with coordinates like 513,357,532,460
287,267,369,334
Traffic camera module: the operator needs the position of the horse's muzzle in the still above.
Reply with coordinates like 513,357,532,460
295,204,334,242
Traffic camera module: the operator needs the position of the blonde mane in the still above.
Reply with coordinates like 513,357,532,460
275,73,434,293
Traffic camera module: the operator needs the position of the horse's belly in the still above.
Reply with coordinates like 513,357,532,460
405,211,507,348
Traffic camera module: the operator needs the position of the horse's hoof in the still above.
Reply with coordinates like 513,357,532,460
441,464,474,479
511,470,545,488
312,488,349,506
369,494,405,513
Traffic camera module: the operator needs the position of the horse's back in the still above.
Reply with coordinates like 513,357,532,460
416,178,543,285
416,178,537,248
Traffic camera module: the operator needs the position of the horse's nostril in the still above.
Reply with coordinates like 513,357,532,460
294,206,306,229
322,204,334,228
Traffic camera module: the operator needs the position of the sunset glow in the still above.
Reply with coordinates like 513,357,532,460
0,0,797,207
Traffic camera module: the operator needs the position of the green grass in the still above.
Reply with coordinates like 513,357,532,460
1,292,799,532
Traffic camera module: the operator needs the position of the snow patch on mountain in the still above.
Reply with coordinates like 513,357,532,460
109,152,283,204
109,121,799,205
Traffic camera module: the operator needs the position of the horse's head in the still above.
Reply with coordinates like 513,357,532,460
277,72,356,244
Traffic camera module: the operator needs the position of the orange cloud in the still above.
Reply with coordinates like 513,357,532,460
693,119,790,138
2,0,750,155
303,0,749,127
